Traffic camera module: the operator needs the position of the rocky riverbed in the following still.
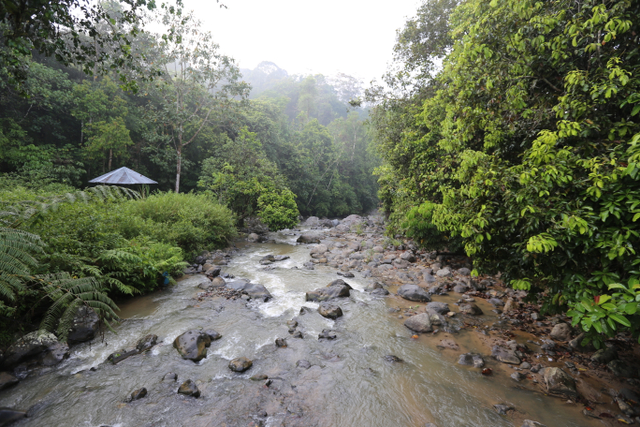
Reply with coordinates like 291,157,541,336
0,212,639,426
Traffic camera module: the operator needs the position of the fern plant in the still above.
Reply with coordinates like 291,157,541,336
36,273,119,340
0,227,42,316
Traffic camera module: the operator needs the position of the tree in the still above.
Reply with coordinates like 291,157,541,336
146,7,249,193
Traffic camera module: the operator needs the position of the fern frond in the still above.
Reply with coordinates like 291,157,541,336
0,227,42,301
36,272,120,341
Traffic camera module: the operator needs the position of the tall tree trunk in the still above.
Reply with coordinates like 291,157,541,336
175,144,182,193
108,149,113,171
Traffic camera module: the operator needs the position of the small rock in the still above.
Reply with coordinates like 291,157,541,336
296,360,311,369
549,323,572,341
522,421,548,427
491,345,521,365
250,374,268,381
130,387,147,400
511,372,526,382
591,346,618,364
0,409,26,425
0,372,19,390
426,302,450,314
404,313,433,333
459,303,483,316
229,357,253,372
397,284,431,303
437,339,460,351
457,353,484,368
162,372,177,382
318,302,343,319
520,362,532,370
136,334,158,353
318,329,337,340
608,359,638,378
275,338,287,348
383,355,403,363
177,379,200,397
337,271,355,278
544,367,577,397
493,404,514,415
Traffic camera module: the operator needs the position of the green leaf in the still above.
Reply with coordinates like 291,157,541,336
609,314,632,327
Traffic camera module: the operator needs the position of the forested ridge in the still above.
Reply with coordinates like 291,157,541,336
369,0,640,346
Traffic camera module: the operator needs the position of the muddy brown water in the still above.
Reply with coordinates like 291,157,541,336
0,230,604,426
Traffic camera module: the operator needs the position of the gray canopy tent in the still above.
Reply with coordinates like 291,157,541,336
89,166,158,185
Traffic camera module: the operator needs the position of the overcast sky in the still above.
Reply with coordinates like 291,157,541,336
181,0,422,84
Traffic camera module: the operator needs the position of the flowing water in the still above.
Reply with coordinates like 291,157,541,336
0,230,605,427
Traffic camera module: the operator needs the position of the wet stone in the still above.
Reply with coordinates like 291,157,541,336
549,323,572,341
0,409,26,425
544,367,577,397
511,372,526,382
296,360,311,369
493,404,514,415
130,387,147,401
397,284,431,303
275,338,287,348
135,334,158,353
457,353,484,368
229,357,253,373
608,360,638,378
404,313,433,333
250,374,268,381
177,379,200,398
383,355,403,363
459,303,483,316
337,271,355,278
318,302,343,319
173,330,212,362
426,302,450,315
0,372,19,390
162,372,177,382
491,345,521,365
318,329,337,340
591,346,618,364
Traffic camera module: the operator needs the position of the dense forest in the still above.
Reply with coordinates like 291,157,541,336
368,0,640,346
0,1,377,342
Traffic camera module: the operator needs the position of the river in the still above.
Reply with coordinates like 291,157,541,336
0,229,603,426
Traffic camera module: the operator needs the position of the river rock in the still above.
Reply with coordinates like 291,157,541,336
437,339,460,351
511,372,526,381
404,313,433,333
297,234,322,244
503,297,515,313
130,387,147,400
452,283,468,293
0,408,26,425
318,302,343,319
457,267,471,276
296,360,311,369
423,272,437,283
67,306,100,344
399,251,416,262
568,333,596,352
370,288,390,296
543,367,577,397
305,279,352,302
162,372,177,382
136,334,158,353
310,244,328,254
522,420,547,427
426,302,450,315
397,285,431,302
178,379,200,397
591,346,617,364
436,268,452,278
337,271,355,278
226,281,273,302
4,331,59,367
549,323,572,341
247,233,260,242
197,278,214,289
39,341,69,366
491,345,521,365
303,261,315,270
493,404,514,415
275,338,287,348
457,353,484,368
209,276,226,287
0,372,18,390
459,303,483,315
229,357,253,372
318,329,337,340
173,330,212,362
608,359,638,378
204,330,222,341
205,266,221,277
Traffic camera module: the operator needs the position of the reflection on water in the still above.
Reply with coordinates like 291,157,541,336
0,229,604,427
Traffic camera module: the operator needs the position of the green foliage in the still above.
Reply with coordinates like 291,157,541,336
257,188,299,230
0,227,41,315
371,0,640,344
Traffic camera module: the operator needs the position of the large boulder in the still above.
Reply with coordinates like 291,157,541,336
39,341,69,366
318,303,343,319
4,331,58,367
226,281,272,302
297,234,322,244
543,367,577,397
67,306,100,344
173,330,212,362
404,313,433,333
306,279,352,302
397,285,431,302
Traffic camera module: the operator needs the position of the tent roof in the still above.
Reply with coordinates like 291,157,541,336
88,167,158,185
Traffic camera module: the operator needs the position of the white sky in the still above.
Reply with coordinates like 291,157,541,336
180,0,422,84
